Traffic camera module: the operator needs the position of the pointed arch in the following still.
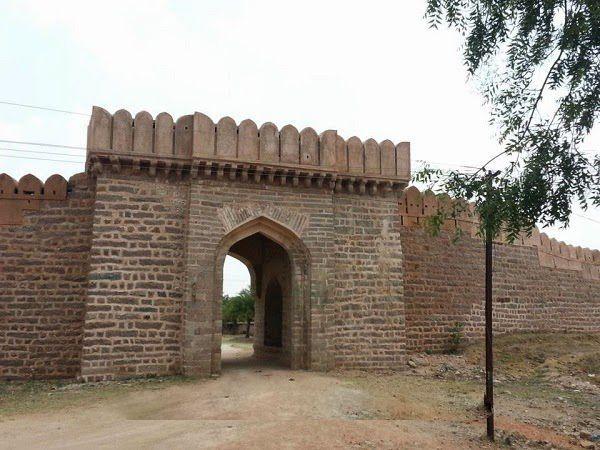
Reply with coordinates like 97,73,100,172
211,215,311,374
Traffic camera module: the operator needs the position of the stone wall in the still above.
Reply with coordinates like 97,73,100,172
333,194,406,368
0,175,94,379
80,174,187,382
401,226,600,353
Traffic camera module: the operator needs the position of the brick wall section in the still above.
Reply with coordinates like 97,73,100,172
0,178,94,379
334,194,406,369
80,175,187,382
402,227,600,353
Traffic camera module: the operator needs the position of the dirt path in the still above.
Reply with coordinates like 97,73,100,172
0,343,487,449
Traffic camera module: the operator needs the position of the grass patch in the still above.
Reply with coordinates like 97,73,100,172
464,332,600,383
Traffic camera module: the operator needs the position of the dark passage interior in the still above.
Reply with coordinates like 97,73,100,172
264,279,283,347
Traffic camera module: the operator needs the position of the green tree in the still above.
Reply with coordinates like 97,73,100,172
418,0,599,240
222,288,255,338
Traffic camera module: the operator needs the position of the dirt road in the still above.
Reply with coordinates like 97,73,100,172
3,333,598,449
0,341,485,449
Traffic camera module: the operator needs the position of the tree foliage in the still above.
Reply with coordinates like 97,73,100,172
419,0,600,240
222,288,255,337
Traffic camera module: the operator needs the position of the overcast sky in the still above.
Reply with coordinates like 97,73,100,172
1,0,598,295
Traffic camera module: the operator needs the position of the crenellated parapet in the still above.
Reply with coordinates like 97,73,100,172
524,229,600,279
0,173,69,225
86,107,411,194
399,185,600,279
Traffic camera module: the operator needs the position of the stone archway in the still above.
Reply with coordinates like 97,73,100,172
213,216,311,374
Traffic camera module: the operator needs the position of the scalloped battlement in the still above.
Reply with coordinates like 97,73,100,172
398,185,600,279
0,173,70,225
86,106,411,192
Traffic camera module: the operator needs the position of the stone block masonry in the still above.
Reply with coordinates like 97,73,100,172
80,176,187,382
402,228,600,353
0,174,93,379
0,106,598,381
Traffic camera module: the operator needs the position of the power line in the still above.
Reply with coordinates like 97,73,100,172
0,101,90,117
1,147,86,158
573,213,600,225
415,159,480,170
2,154,83,164
0,139,87,151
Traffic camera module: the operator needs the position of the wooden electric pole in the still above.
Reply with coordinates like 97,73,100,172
483,170,498,441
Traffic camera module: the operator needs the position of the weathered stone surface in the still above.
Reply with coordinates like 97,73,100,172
174,115,193,157
347,137,364,173
154,112,174,156
238,119,259,161
364,139,380,175
216,117,237,159
280,125,300,164
259,122,279,163
192,112,215,157
133,111,154,154
300,127,318,166
112,109,133,153
380,140,396,176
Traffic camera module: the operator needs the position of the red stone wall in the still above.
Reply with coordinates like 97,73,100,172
80,175,187,382
0,176,94,379
402,228,600,353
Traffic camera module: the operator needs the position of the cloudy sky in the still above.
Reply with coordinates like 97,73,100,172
1,0,598,295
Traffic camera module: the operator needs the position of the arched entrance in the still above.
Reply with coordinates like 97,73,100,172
213,216,311,374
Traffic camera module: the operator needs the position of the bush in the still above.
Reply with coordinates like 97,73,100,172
446,322,465,354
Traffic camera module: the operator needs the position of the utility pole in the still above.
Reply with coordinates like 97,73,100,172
483,170,498,441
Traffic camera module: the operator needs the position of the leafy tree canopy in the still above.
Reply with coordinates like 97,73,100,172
418,0,600,240
222,288,255,325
